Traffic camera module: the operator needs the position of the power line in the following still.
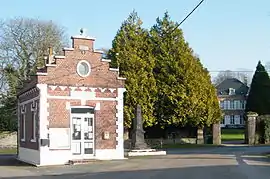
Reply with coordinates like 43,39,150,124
208,70,270,73
167,0,205,35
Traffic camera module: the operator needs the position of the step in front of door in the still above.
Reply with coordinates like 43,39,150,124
67,159,98,165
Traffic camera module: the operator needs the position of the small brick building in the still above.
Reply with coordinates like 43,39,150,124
17,30,126,166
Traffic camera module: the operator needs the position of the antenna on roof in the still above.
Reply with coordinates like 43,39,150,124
80,28,87,36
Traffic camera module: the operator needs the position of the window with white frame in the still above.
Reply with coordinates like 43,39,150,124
230,115,235,124
240,115,244,124
31,101,37,142
224,100,230,110
242,100,246,109
20,105,26,141
220,101,224,109
229,88,235,95
220,116,225,124
234,100,241,110
230,100,234,109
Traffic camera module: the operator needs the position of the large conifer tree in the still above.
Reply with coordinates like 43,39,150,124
150,12,221,127
110,11,157,128
246,61,270,115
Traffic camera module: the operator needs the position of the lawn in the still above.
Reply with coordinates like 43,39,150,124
0,148,17,154
221,128,245,141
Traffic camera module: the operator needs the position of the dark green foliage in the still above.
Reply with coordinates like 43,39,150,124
110,11,157,128
150,12,221,128
263,116,270,144
110,11,221,129
255,115,270,144
245,61,270,115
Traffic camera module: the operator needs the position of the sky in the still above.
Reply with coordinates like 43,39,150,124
1,0,270,78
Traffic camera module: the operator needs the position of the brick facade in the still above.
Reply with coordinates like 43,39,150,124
17,30,126,166
18,88,40,150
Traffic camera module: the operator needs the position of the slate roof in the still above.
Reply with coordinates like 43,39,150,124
216,78,249,96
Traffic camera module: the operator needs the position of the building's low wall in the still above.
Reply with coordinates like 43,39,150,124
0,132,17,148
124,138,197,149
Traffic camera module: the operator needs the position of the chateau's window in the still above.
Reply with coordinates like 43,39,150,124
220,101,224,109
31,101,37,142
230,115,235,124
234,100,241,109
240,115,244,124
230,100,234,109
220,116,225,124
229,88,235,95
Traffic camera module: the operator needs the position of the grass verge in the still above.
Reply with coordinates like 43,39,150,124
221,128,245,141
0,148,17,154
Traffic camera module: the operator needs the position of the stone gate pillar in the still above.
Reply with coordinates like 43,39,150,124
212,123,221,145
196,128,204,144
246,112,258,145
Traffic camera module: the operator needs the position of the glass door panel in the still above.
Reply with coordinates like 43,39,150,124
72,117,81,140
83,117,94,155
71,115,94,157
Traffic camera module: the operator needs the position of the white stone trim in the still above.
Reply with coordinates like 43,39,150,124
63,47,74,51
17,100,21,145
71,35,96,40
36,84,49,166
54,55,66,59
21,111,26,142
18,96,40,106
76,60,91,77
99,88,107,93
46,64,57,67
94,50,104,53
19,103,27,142
101,59,111,62
18,147,40,166
95,149,125,160
36,72,48,76
19,87,39,98
47,95,117,101
48,85,117,93
95,102,100,110
118,77,126,80
109,68,119,72
115,88,126,159
31,101,38,143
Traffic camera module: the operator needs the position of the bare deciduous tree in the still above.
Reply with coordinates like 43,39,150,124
0,17,68,93
213,70,251,86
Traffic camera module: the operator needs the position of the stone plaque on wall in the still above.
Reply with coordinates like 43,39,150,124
49,128,70,149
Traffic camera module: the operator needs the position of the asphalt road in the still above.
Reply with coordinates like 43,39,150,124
1,145,270,179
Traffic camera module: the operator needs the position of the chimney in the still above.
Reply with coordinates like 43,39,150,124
243,76,248,86
48,47,55,64
71,28,95,52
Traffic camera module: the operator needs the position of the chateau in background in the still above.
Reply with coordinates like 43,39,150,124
216,78,249,128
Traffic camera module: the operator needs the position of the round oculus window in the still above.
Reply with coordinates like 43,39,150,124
77,60,91,77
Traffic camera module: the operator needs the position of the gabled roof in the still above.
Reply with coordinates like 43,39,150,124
216,78,249,96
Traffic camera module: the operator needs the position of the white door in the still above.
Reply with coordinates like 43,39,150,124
71,113,94,159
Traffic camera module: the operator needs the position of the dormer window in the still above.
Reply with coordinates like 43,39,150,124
229,88,235,95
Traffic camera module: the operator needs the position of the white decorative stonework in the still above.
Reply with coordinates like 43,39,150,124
115,88,126,159
19,87,39,98
48,85,117,93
